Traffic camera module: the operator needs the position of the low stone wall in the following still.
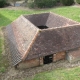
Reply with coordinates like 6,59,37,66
66,48,80,63
53,52,66,62
17,58,40,69
17,52,66,69
17,48,80,69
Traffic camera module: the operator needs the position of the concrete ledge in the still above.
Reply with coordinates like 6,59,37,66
66,48,80,63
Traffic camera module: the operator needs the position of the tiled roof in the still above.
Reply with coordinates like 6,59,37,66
24,13,49,27
6,15,39,66
5,12,80,66
26,25,80,60
6,25,22,66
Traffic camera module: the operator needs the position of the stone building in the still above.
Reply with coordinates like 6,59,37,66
5,12,80,69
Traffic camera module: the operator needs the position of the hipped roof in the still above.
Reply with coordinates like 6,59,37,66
6,12,80,66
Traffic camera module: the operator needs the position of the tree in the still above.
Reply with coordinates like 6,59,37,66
60,0,74,6
34,0,57,8
25,0,28,3
0,0,6,7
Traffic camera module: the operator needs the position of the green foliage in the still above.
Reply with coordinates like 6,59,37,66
0,0,6,7
76,0,80,4
27,2,36,8
60,0,74,6
56,0,60,2
34,0,57,8
0,67,6,73
0,6,80,76
0,28,9,73
33,67,80,80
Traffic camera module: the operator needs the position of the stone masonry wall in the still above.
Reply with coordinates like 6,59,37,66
66,48,80,63
17,58,40,69
53,52,66,62
17,49,80,69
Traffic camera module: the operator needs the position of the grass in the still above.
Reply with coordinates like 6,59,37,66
0,28,4,53
31,67,80,80
0,6,80,27
0,6,80,77
0,28,9,73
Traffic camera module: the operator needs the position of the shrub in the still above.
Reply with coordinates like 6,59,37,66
76,0,80,4
27,2,35,8
34,0,57,8
60,0,74,6
57,0,60,2
0,0,6,7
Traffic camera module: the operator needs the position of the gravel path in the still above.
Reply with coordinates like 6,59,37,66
0,60,80,80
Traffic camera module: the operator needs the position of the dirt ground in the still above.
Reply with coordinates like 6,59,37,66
1,39,80,80
0,59,80,80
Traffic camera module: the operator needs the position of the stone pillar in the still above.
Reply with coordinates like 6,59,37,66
66,48,80,63
39,57,43,66
53,54,56,62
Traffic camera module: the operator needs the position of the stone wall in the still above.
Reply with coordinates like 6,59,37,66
53,52,66,62
17,58,40,69
17,52,66,69
66,48,80,63
17,49,80,69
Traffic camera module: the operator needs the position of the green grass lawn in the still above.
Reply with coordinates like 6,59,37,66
0,6,80,27
31,67,80,80
0,6,80,79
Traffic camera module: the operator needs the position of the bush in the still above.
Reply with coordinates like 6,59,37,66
76,0,80,4
34,0,57,8
60,0,74,6
57,0,60,2
0,0,6,7
27,2,35,8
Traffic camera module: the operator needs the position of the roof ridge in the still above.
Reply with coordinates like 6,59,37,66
22,29,40,60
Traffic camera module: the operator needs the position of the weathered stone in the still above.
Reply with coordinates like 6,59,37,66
5,12,80,69
66,49,80,63
17,58,40,69
53,52,66,62
39,57,43,66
